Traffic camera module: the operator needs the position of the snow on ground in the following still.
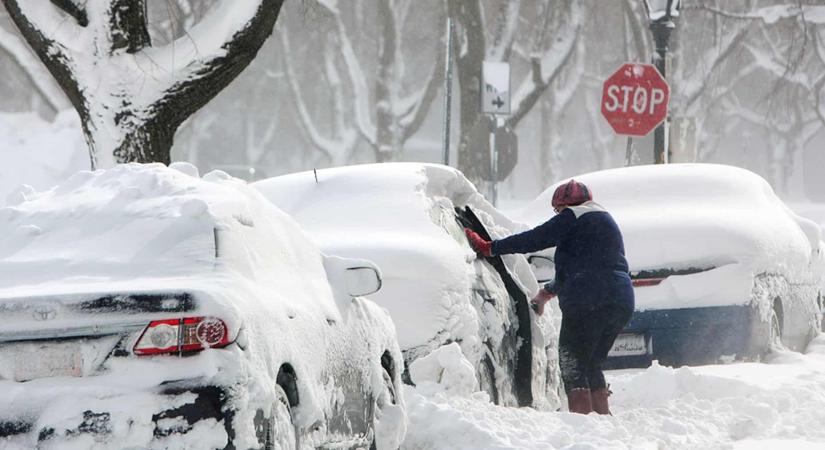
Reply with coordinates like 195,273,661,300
402,335,825,450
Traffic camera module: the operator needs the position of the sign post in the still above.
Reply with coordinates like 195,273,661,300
600,63,670,162
441,18,454,166
481,61,511,206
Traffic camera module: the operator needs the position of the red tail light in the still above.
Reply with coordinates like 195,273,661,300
133,317,230,356
632,278,665,287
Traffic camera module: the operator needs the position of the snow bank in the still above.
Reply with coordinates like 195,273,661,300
408,342,478,398
0,110,87,203
402,335,825,449
520,164,819,282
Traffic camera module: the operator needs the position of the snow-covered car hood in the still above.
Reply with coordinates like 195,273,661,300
519,164,822,279
254,163,539,351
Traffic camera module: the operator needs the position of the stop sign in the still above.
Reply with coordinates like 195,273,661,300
601,63,670,137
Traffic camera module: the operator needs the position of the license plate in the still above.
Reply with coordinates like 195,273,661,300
608,333,648,357
9,341,83,381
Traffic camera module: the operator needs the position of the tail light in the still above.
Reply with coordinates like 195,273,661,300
632,278,665,288
133,317,230,356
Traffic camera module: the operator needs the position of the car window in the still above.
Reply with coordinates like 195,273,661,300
429,197,466,244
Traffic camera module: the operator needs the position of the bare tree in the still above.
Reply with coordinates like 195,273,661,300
0,20,68,113
280,0,445,165
2,0,285,168
447,0,583,185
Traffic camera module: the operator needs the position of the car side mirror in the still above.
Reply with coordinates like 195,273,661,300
344,265,382,297
324,256,383,297
528,255,555,283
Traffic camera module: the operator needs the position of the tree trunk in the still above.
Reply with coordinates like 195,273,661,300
2,0,285,168
448,0,487,185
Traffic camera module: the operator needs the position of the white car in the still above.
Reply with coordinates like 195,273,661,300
0,163,405,449
254,163,561,409
521,164,824,368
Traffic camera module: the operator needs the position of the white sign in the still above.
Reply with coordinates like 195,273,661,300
482,61,510,115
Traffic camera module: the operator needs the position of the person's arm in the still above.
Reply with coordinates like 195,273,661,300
492,209,575,256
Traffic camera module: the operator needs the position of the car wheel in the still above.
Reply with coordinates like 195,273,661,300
262,385,298,450
370,368,399,450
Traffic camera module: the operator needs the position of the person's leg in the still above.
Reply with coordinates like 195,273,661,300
588,304,633,414
559,307,604,414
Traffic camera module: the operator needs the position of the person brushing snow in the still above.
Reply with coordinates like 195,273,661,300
464,179,634,415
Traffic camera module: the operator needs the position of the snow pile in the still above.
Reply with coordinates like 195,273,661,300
408,342,479,398
520,164,819,281
0,111,87,202
402,335,825,449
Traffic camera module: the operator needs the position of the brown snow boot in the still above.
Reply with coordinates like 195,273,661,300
591,388,612,415
566,388,593,414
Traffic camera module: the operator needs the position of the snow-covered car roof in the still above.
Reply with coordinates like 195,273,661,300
254,163,538,351
519,164,822,275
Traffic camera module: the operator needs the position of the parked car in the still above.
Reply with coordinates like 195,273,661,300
0,163,405,449
520,164,824,368
254,163,561,409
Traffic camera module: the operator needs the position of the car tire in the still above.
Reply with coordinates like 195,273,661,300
262,385,299,450
370,368,399,450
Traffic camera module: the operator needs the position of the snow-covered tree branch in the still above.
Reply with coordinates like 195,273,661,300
2,0,285,168
282,0,445,164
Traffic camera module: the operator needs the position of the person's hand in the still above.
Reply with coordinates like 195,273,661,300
464,228,492,257
530,288,556,316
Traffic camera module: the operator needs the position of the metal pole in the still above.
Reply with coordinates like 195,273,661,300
625,137,634,166
651,0,674,165
490,115,498,206
441,18,454,166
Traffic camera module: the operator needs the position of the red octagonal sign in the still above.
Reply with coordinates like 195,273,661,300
601,63,670,137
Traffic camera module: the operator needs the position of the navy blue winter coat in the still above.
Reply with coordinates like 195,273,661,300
492,202,634,312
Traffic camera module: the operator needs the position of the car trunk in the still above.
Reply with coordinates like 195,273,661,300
0,293,196,381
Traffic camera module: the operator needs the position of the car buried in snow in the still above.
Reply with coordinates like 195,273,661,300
254,163,561,409
0,163,405,449
521,164,825,369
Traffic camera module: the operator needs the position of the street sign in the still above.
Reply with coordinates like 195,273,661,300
601,63,670,137
482,61,510,115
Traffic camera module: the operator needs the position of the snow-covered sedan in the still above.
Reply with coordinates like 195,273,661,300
521,164,824,368
0,163,405,449
254,163,560,409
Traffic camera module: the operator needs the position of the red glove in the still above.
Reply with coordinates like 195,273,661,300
464,228,492,257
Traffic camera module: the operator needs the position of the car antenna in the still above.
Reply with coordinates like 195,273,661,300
314,168,318,183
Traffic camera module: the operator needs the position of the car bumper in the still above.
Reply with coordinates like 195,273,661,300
604,304,766,369
0,381,236,448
